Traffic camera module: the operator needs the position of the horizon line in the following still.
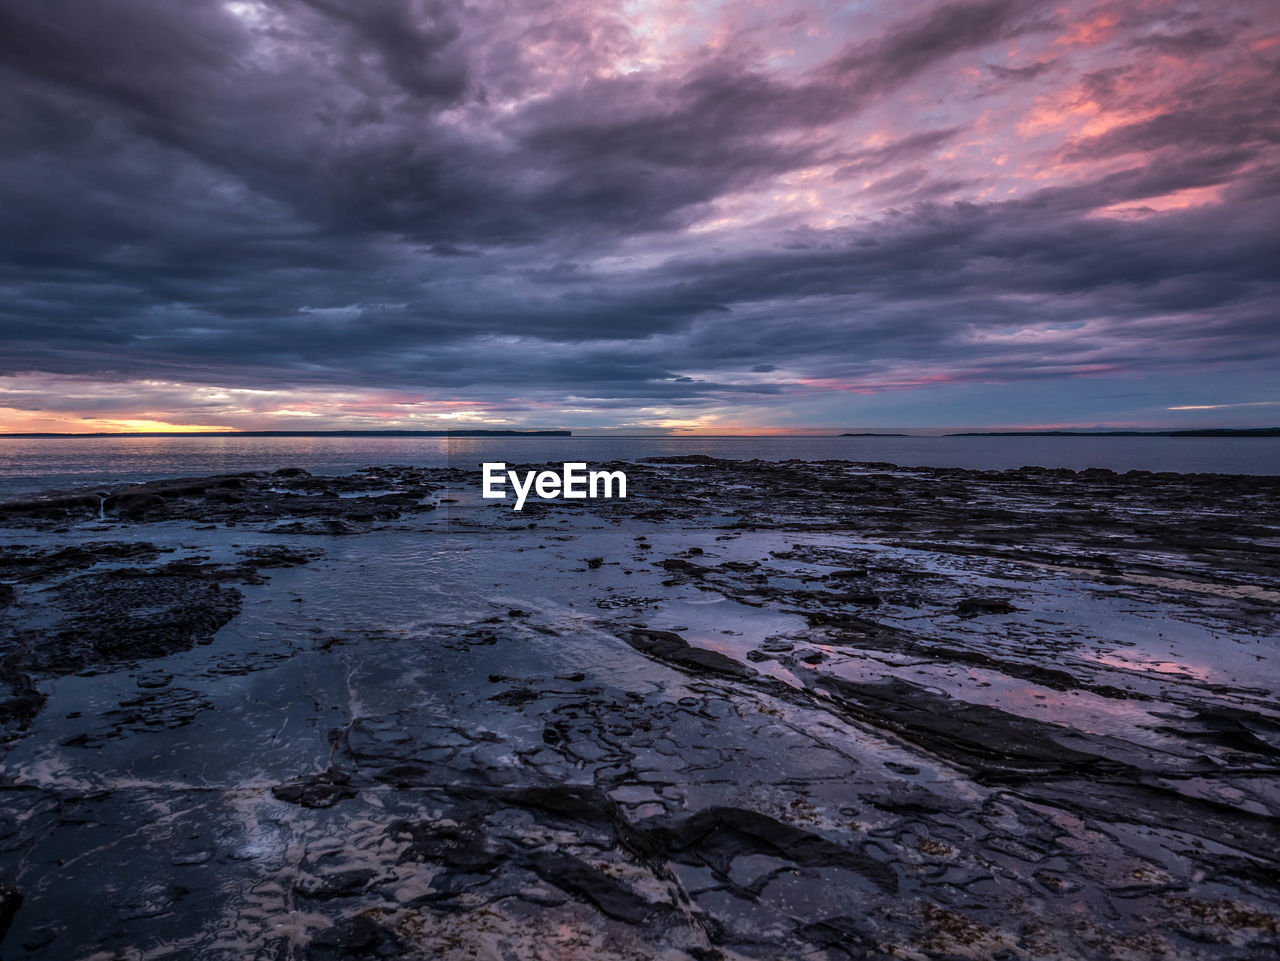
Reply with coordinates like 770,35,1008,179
2,427,1278,439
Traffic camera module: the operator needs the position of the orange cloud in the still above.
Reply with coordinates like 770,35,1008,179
1054,11,1119,49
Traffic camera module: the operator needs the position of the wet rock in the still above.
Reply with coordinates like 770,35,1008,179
640,454,723,464
657,558,704,577
3,459,1279,959
103,491,168,519
490,686,541,707
295,869,378,901
805,610,884,634
238,544,323,567
794,915,874,957
812,674,1113,778
119,882,191,921
955,597,1017,617
305,915,404,960
272,768,359,809
1034,870,1081,894
625,628,753,678
1162,706,1280,757
55,573,240,663
824,568,869,580
6,540,116,569
0,687,45,729
389,819,504,874
92,686,213,738
1167,896,1280,942
274,519,365,535
1,571,242,701
646,806,898,893
833,592,882,607
526,850,666,924
500,785,632,841
0,492,101,519
0,885,20,945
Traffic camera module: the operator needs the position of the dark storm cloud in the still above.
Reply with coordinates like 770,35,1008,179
0,0,1278,428
986,60,1057,81
1,0,1045,252
831,128,962,180
298,0,469,99
826,0,1040,85
1130,27,1231,56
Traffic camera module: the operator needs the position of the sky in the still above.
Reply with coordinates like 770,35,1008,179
1,0,1278,434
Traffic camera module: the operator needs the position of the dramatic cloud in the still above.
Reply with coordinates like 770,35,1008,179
1,0,1278,431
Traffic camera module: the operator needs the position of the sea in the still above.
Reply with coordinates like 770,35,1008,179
0,434,1278,500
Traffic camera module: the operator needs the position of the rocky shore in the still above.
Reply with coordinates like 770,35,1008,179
0,458,1277,959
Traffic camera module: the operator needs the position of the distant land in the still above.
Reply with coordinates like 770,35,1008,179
838,432,911,437
945,428,1280,438
0,429,572,439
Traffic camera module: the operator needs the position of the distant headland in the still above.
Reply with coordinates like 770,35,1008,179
0,429,573,438
944,428,1280,438
834,428,1280,438
834,429,1274,437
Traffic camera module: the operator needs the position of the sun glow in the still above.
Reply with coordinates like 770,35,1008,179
81,419,234,433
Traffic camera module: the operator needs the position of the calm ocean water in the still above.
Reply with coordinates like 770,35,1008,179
0,434,1277,499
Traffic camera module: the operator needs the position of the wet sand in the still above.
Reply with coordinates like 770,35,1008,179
1,458,1277,959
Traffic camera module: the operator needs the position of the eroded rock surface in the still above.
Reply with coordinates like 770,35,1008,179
0,458,1276,959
